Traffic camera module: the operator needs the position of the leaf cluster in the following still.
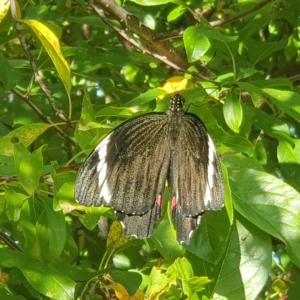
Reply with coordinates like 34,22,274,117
1,0,300,299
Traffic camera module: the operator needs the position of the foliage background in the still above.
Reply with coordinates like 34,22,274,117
1,0,300,299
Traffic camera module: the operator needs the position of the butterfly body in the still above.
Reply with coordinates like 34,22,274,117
76,94,224,244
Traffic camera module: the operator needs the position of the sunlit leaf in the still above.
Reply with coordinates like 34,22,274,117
14,144,44,195
223,90,243,133
227,158,300,267
0,124,50,156
19,19,71,95
110,270,143,297
0,250,75,299
0,0,10,24
107,221,129,249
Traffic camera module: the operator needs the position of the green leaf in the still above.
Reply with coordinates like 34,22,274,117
125,88,166,106
223,91,243,133
222,154,264,172
0,195,8,224
77,206,112,230
0,155,16,175
250,106,294,146
52,169,77,209
222,162,234,225
236,67,263,81
166,257,194,279
183,26,210,62
249,38,287,65
123,64,145,83
55,182,75,207
167,5,186,23
75,124,105,151
19,197,66,262
214,216,271,299
187,209,230,264
95,106,135,118
228,164,300,267
183,18,237,62
182,276,211,294
186,21,237,43
184,21,237,62
251,78,292,89
145,267,169,298
0,53,19,90
263,88,300,123
0,249,75,300
129,0,176,5
14,144,44,195
191,105,253,153
0,289,26,300
187,215,271,299
110,270,142,296
4,188,27,221
152,197,185,258
76,90,112,150
19,19,71,95
235,82,262,106
277,140,300,193
187,209,230,263
78,89,96,129
0,124,50,156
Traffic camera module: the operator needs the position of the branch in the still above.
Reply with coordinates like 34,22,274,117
210,0,272,27
10,0,72,125
11,88,76,147
0,229,22,251
90,4,187,73
91,0,189,71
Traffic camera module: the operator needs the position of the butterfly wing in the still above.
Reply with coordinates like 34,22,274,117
170,113,224,243
75,113,171,238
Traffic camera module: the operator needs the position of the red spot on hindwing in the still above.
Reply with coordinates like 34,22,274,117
171,196,177,210
156,194,163,207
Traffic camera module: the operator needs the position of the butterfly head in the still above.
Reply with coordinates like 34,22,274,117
169,94,185,112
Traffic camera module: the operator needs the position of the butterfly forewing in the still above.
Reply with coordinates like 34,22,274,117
75,113,172,237
178,113,224,214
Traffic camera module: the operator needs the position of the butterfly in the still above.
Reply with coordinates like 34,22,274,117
75,93,224,244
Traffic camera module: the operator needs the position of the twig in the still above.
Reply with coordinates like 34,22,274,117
90,2,216,80
0,229,22,251
288,73,300,82
11,88,76,147
210,0,272,27
91,0,189,71
10,0,71,125
90,4,187,73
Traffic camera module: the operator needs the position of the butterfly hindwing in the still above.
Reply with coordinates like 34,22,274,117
117,201,161,239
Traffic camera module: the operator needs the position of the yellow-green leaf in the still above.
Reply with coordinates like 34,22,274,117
0,123,50,156
107,221,130,249
19,19,71,95
0,0,10,24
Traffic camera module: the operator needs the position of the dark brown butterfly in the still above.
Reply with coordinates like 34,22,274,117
75,94,224,244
